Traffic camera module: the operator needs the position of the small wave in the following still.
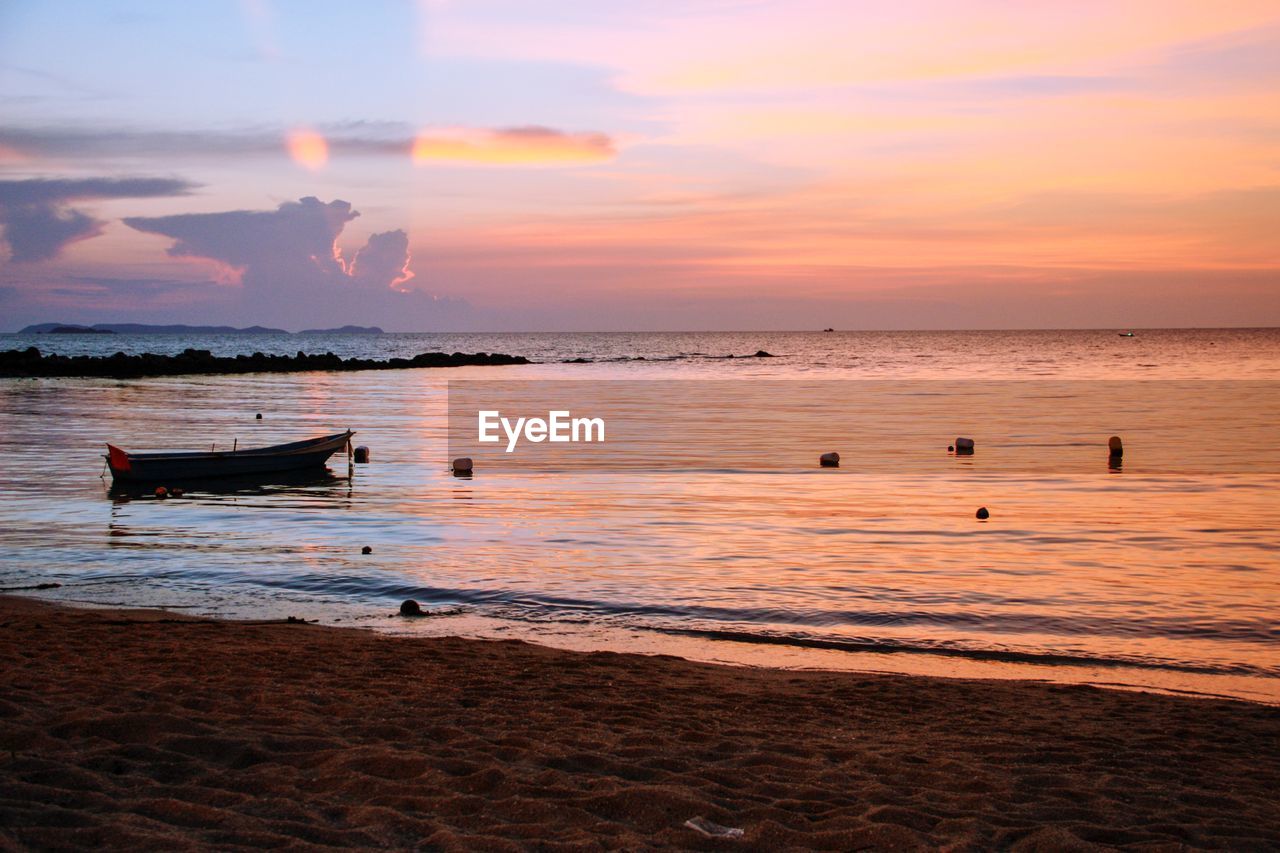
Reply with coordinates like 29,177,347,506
646,625,1274,677
221,574,1280,678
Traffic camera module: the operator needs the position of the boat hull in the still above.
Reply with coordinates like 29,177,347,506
106,431,352,482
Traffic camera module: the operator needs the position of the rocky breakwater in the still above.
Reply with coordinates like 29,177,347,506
0,347,531,379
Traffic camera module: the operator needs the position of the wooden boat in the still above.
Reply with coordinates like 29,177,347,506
105,430,353,482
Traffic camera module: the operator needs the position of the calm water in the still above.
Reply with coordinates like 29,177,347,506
2,329,1279,702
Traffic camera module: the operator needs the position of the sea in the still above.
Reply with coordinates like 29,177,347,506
2,329,1278,703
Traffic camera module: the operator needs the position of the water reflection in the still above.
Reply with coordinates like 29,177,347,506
2,330,1279,703
107,468,353,503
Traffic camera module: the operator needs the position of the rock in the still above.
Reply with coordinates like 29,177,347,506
0,347,531,379
256,413,263,420
1108,435,1123,457
452,457,474,474
754,350,774,357
819,452,840,467
947,445,955,452
976,506,990,520
955,437,975,454
361,545,373,555
353,445,370,463
399,599,424,617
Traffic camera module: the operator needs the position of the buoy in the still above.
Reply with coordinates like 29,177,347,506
947,445,955,452
819,451,840,467
361,545,372,555
1108,436,1123,458
976,506,989,520
353,445,370,463
154,486,168,498
452,457,474,474
955,437,975,455
255,413,262,420
399,599,424,617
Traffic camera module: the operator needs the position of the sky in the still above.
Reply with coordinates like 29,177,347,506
0,0,1278,331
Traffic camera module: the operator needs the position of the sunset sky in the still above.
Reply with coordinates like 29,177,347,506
1,0,1278,330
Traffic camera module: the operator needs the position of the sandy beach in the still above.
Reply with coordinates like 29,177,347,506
2,595,1278,850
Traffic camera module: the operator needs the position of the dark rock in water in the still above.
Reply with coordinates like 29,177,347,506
955,437,975,454
819,452,840,467
947,445,955,452
353,446,370,464
361,546,373,555
399,599,424,617
976,507,990,520
1109,435,1124,457
256,413,263,419
0,347,531,379
754,350,774,357
452,457,473,474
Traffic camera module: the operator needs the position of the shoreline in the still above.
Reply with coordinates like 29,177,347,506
3,595,1278,849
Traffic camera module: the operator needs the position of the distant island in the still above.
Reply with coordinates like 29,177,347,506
20,322,383,335
298,325,383,334
21,323,289,335
48,325,116,335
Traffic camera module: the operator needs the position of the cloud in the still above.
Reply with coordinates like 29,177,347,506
125,196,358,278
123,196,420,328
351,229,414,289
1159,22,1280,84
412,126,615,165
285,128,328,169
943,74,1130,98
0,123,618,167
0,176,194,262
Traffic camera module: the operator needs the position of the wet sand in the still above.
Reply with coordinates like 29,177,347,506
2,595,1278,850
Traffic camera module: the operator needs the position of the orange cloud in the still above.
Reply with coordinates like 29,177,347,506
412,126,614,166
286,129,328,170
419,1,1280,96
